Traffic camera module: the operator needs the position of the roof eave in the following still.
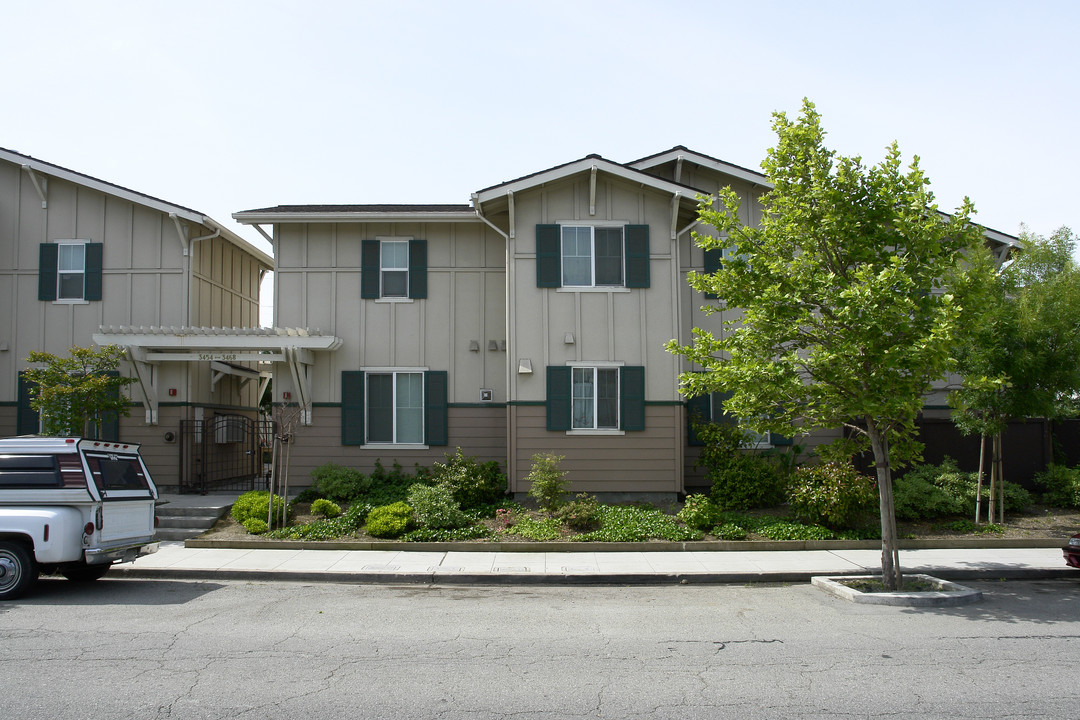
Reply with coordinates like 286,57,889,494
628,147,769,186
232,210,482,224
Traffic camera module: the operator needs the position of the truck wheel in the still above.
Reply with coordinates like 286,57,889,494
60,563,111,582
0,541,37,601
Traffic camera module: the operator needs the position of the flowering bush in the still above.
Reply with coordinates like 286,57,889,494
676,494,721,530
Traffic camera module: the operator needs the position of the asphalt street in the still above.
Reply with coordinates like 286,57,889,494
2,576,1077,719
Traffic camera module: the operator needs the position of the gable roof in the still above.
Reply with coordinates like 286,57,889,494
0,146,273,269
628,145,769,186
471,153,707,207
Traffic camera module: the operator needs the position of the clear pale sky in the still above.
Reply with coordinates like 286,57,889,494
4,1,1077,324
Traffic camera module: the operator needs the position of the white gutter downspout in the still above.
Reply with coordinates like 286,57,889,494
472,195,513,493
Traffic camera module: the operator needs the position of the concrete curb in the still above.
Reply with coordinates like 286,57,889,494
110,565,1078,587
183,537,1069,553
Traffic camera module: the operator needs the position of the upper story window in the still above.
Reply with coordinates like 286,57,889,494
361,238,427,300
380,240,409,297
57,243,86,299
536,224,650,289
562,226,623,287
38,242,103,302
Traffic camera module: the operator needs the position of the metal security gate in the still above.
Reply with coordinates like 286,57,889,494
179,415,275,494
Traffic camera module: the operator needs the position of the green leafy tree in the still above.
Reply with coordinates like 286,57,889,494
950,226,1080,518
22,345,135,437
668,100,991,590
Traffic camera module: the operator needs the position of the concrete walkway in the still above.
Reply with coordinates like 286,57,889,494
113,542,1072,585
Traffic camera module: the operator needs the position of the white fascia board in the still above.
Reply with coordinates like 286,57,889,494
2,148,205,223
473,158,705,206
2,149,272,269
233,210,481,224
628,149,769,187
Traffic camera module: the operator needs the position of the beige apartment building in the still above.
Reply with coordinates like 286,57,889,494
0,147,273,488
233,147,1018,500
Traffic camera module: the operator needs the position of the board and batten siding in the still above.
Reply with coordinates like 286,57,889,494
271,220,506,408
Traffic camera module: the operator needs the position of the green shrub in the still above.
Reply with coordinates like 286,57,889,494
573,505,702,542
507,516,563,541
526,453,570,514
406,483,471,529
895,457,1032,519
310,498,342,518
676,494,721,531
1034,464,1080,508
788,461,877,529
555,493,601,531
432,448,508,509
695,421,786,510
365,502,415,539
310,463,371,502
231,491,290,527
365,460,434,507
242,517,269,535
893,473,961,521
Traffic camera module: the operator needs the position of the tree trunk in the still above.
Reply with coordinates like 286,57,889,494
995,431,1005,525
867,419,901,591
975,433,985,524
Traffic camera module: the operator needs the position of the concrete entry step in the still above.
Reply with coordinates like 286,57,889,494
154,493,237,541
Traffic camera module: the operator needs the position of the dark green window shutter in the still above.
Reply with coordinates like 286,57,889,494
38,243,58,301
770,431,793,446
536,224,562,288
341,371,365,445
84,243,103,301
686,393,711,447
408,239,427,299
545,366,572,431
17,372,40,435
703,248,722,300
619,366,645,431
361,241,380,298
424,370,448,446
624,225,650,288
712,390,737,425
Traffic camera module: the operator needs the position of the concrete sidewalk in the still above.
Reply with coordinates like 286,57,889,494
112,542,1073,586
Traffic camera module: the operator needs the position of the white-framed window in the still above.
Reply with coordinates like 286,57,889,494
366,371,424,444
572,366,620,430
711,393,771,448
57,242,86,300
380,240,409,298
561,225,624,287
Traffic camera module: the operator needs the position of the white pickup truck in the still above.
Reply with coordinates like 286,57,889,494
0,436,159,600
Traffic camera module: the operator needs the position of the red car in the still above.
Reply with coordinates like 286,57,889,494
1065,534,1080,569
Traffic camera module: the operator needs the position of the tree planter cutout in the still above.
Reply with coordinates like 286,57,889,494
812,574,982,606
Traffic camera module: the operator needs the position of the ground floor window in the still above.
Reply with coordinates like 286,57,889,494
367,372,424,444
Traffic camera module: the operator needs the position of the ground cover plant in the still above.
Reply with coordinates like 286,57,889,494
218,449,1079,544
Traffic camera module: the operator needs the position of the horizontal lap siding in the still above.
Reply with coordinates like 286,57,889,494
118,408,185,489
283,406,508,483
509,405,680,494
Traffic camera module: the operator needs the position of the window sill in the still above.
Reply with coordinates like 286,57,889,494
362,443,428,451
375,297,414,304
556,287,631,294
566,429,625,436
52,299,90,305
